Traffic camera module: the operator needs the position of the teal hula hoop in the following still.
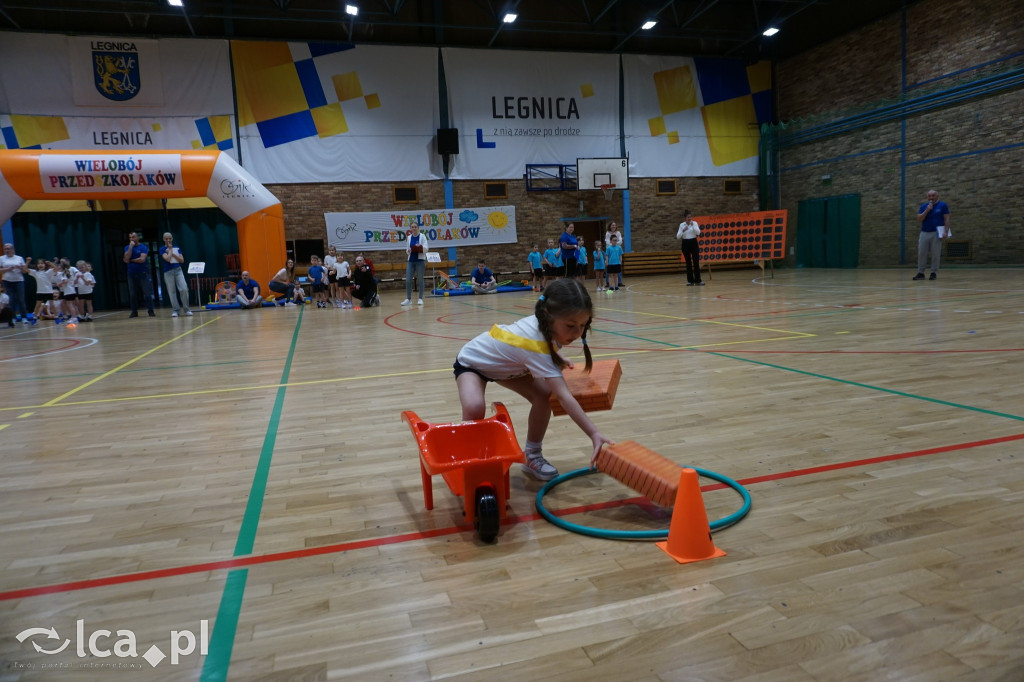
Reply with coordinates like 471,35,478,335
536,466,752,540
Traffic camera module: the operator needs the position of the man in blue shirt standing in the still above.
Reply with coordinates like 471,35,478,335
123,232,155,317
914,189,950,281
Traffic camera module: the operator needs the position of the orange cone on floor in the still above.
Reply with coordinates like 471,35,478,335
656,467,727,564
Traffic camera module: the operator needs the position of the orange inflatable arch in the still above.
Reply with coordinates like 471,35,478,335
0,149,285,289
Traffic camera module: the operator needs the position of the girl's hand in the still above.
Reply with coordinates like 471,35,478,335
590,433,613,469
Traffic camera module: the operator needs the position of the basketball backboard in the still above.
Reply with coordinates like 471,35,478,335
576,157,628,191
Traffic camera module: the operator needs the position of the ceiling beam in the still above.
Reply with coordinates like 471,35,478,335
0,6,21,29
591,0,620,25
726,0,821,56
611,0,675,52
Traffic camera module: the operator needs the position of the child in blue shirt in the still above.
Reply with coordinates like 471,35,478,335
527,243,543,292
605,235,623,291
542,238,561,288
307,256,329,308
575,243,587,285
592,240,606,292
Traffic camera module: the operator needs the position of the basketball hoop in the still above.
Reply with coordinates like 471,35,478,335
600,183,616,201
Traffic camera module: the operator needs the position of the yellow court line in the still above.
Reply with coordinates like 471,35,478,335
0,424,8,432
599,305,817,337
0,335,805,412
40,316,221,407
0,367,449,411
17,412,34,418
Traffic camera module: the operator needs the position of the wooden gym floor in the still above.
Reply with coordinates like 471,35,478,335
1,268,1022,681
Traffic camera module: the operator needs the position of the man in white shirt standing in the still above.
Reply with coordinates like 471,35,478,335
676,211,704,286
0,243,30,322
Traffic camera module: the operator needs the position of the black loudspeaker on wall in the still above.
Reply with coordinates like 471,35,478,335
437,128,459,155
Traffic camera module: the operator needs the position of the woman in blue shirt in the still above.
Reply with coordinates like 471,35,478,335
559,223,579,278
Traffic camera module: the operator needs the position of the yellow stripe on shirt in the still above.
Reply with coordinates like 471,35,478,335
489,324,552,354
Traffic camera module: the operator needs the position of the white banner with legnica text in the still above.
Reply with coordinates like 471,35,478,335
441,48,621,180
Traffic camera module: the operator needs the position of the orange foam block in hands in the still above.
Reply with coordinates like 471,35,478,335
549,359,621,416
593,440,682,508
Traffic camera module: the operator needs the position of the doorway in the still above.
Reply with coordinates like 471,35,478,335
560,219,605,260
796,194,861,268
100,212,164,309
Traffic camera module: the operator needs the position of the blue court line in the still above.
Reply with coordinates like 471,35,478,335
200,306,304,681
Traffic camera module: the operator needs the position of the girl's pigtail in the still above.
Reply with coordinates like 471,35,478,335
535,296,569,370
581,323,594,372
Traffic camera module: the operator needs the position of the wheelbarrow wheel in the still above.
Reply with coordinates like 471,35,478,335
474,486,500,543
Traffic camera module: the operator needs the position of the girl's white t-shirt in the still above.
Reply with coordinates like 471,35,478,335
456,315,562,381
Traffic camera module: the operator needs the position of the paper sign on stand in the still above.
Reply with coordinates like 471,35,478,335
188,262,206,309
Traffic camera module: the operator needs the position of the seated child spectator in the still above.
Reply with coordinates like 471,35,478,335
0,283,13,328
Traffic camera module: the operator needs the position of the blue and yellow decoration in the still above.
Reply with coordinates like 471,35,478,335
231,41,380,149
1,115,71,149
192,116,234,151
647,58,772,166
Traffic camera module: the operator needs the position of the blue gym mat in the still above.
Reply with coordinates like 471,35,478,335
433,285,534,296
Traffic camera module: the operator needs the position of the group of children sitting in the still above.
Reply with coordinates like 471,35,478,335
528,235,624,292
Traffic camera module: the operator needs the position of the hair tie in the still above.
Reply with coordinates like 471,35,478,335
581,338,588,345
538,295,545,301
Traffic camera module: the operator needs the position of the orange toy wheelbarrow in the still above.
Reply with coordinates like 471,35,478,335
401,403,526,543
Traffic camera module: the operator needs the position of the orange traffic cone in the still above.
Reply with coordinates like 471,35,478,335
656,467,727,564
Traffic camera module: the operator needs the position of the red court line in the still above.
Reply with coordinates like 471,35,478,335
2,431,1022,602
700,431,1024,491
0,339,82,361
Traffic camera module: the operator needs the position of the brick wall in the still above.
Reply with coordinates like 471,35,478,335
269,176,758,279
774,0,1024,266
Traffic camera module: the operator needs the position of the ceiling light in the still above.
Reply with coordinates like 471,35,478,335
345,4,359,16
167,0,183,6
641,20,657,30
502,13,517,24
762,27,779,37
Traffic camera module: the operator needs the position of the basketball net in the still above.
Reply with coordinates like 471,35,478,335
600,183,616,201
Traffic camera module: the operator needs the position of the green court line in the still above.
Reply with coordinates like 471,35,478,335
598,325,1024,423
1,359,269,383
596,326,696,348
459,301,1020,421
200,306,304,682
704,349,1024,422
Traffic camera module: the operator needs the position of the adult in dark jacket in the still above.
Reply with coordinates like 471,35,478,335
351,256,380,307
